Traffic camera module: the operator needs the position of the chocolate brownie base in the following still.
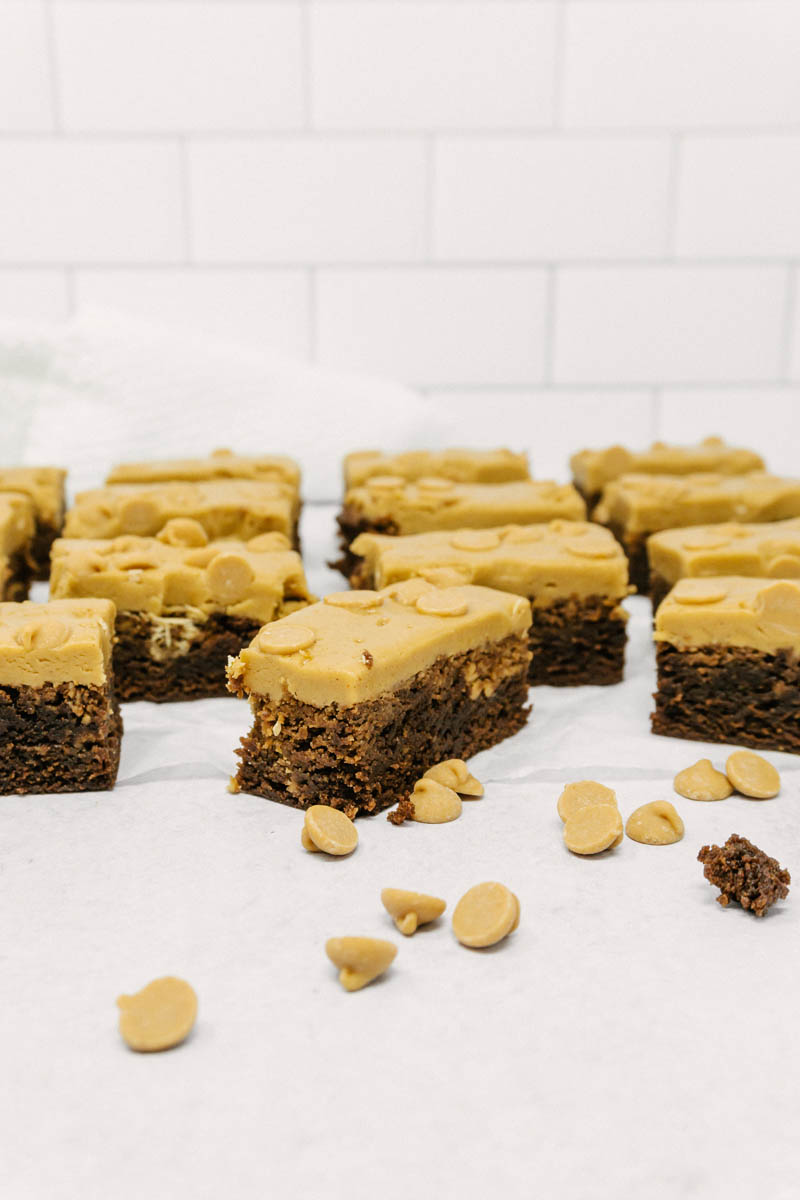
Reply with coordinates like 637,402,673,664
652,642,800,754
604,521,649,593
31,518,61,581
231,633,531,816
332,508,398,578
114,611,263,702
650,572,672,612
529,595,626,686
2,548,35,601
0,680,122,793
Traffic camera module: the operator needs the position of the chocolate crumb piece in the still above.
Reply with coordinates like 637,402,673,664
362,650,374,669
698,834,790,917
387,798,415,826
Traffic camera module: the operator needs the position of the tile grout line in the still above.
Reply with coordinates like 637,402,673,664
779,264,797,380
424,136,436,260
664,134,682,255
307,267,318,362
543,266,557,384
178,138,193,263
300,0,313,130
43,0,62,134
552,0,568,129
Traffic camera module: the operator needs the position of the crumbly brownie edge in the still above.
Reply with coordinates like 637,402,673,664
604,520,649,593
652,642,800,755
30,518,62,582
0,679,122,793
231,632,532,816
3,547,35,601
114,610,265,702
650,572,673,613
331,508,399,578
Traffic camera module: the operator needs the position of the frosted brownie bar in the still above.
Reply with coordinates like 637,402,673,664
571,437,764,509
350,521,629,686
336,477,585,577
107,447,301,493
592,473,800,592
0,599,121,793
50,527,312,702
227,581,532,816
344,448,529,489
648,517,800,609
0,467,67,579
652,577,800,754
64,480,301,548
0,494,36,600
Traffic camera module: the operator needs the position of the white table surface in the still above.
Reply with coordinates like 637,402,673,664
3,505,799,1200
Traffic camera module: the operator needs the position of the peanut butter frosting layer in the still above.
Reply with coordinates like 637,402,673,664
64,480,299,543
0,467,66,527
351,521,628,605
0,598,116,687
571,437,764,496
344,478,585,535
227,580,532,707
0,493,36,555
106,448,300,491
655,577,800,655
50,529,312,622
649,518,800,586
344,448,530,489
593,473,800,538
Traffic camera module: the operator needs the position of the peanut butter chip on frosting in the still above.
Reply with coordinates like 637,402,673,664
672,579,729,605
753,580,800,629
207,552,255,604
324,590,383,611
157,518,208,548
16,618,70,651
450,529,502,551
767,554,800,578
415,590,468,618
256,624,316,654
367,475,406,491
417,476,455,493
119,497,159,533
565,538,616,560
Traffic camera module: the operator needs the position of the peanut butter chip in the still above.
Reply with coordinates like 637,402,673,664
424,758,483,797
563,805,623,855
753,581,800,630
207,552,255,604
415,590,468,618
674,759,733,802
420,566,472,588
381,888,447,935
672,579,729,605
767,554,800,578
450,530,502,551
452,882,520,949
410,777,462,823
681,532,731,551
557,780,617,823
417,477,454,493
625,801,684,846
725,750,780,799
156,518,208,548
247,531,291,552
387,579,432,606
117,977,197,1053
367,475,406,492
303,805,358,856
325,937,397,992
565,538,616,559
324,590,383,611
256,624,316,654
119,497,159,533
15,618,69,651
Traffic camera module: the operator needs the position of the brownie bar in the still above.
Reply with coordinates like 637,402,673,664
529,595,626,686
344,447,530,489
0,467,66,580
106,448,301,492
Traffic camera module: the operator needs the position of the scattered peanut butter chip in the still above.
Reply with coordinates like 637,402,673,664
157,517,208,547
450,529,501,552
415,590,468,618
557,780,617,823
207,552,255,604
725,750,780,799
674,759,733,801
325,937,397,991
563,804,623,855
324,590,383,611
424,758,483,797
671,579,728,605
303,805,358,856
410,777,462,823
625,801,684,845
117,977,197,1053
256,624,316,654
452,882,520,949
300,826,320,853
381,888,447,935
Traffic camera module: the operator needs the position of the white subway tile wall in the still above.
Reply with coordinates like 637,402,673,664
2,0,800,460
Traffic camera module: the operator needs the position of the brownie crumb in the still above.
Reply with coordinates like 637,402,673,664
387,798,415,826
698,834,790,917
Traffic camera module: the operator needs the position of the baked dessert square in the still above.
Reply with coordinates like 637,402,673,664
0,467,67,579
0,493,37,601
335,477,585,578
350,521,629,686
648,517,800,610
0,598,122,793
593,473,800,593
50,527,312,703
570,436,764,509
227,581,532,816
652,577,800,754
106,447,301,493
344,447,530,489
64,479,301,549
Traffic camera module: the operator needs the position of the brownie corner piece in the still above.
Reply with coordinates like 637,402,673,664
0,598,121,794
227,581,532,815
